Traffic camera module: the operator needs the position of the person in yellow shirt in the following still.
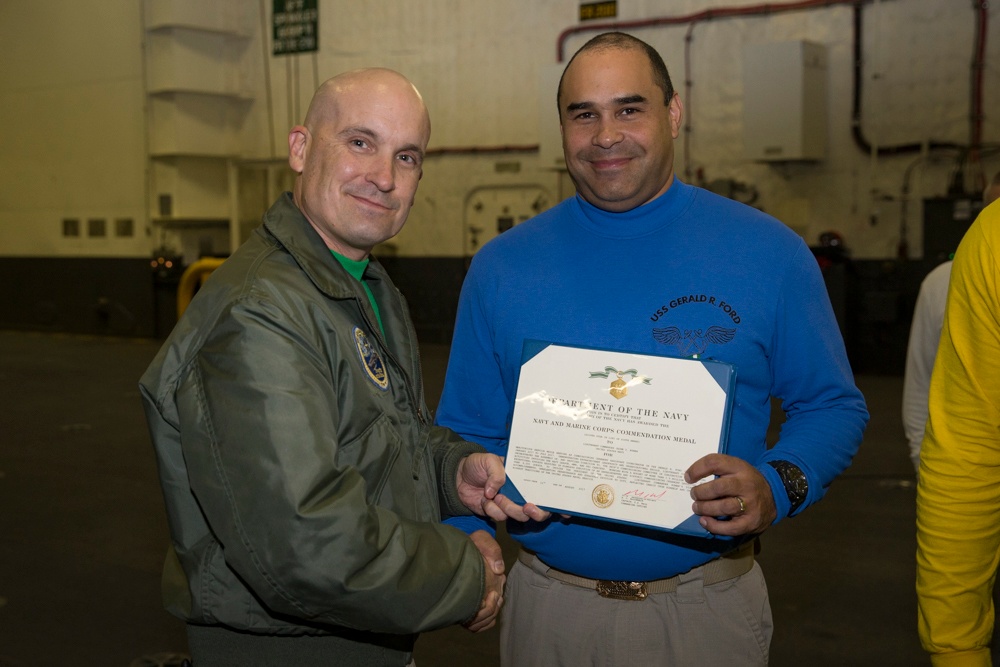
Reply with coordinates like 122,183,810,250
916,174,1000,666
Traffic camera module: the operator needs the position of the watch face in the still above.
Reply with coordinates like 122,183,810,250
790,473,808,495
769,460,808,512
788,476,808,502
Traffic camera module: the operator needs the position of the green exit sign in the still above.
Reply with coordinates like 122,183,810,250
580,1,617,21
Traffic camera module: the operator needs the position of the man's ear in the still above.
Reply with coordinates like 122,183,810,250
288,126,308,173
668,94,684,140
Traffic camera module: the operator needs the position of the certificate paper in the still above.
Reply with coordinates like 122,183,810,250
502,341,736,536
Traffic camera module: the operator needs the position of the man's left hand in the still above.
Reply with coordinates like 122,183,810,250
685,453,777,536
456,453,551,522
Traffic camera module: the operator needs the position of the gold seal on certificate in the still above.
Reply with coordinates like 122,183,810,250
592,484,615,508
501,341,736,537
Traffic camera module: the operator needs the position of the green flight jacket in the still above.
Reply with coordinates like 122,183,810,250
139,193,486,639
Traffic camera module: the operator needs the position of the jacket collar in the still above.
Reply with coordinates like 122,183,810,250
262,192,390,298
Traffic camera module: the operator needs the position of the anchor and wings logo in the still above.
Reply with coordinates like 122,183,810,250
652,325,736,357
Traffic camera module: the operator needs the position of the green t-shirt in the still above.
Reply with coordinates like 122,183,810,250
331,251,384,337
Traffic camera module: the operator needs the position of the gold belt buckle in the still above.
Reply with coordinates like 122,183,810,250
596,580,648,600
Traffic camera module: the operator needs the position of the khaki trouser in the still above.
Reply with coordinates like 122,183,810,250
500,552,773,666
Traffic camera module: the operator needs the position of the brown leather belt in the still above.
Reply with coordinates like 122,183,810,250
517,541,755,601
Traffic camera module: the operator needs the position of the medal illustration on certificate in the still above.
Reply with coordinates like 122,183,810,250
500,341,736,537
588,366,652,400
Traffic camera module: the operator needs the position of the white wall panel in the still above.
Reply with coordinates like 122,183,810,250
0,1,142,89
0,0,146,257
289,0,983,260
0,0,997,260
143,0,253,35
146,28,250,96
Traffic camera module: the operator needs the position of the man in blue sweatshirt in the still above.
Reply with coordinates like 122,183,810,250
436,32,869,666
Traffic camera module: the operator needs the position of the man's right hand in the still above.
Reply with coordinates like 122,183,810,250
462,530,506,633
455,453,551,523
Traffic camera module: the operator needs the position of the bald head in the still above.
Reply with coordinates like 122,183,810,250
303,68,430,141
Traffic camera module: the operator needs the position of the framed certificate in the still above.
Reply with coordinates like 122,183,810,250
500,340,736,537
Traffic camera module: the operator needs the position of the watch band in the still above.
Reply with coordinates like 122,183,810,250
767,460,808,516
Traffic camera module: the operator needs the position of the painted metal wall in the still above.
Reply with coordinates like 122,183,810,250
1,0,996,262
0,1,147,258
236,0,999,260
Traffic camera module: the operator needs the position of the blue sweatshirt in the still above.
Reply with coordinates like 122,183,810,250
436,180,868,581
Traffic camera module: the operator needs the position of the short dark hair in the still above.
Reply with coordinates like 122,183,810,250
557,32,675,114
